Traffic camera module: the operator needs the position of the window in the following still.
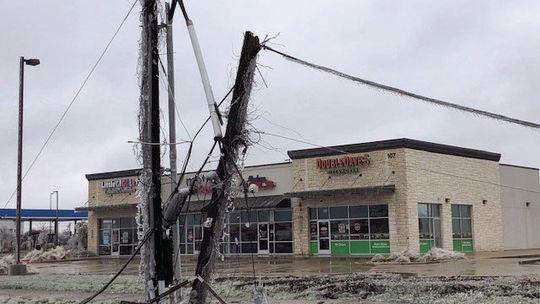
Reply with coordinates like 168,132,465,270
274,210,292,222
349,206,368,218
275,223,293,241
308,204,390,255
369,205,388,217
98,217,138,256
452,204,473,252
330,207,348,219
418,203,442,253
179,208,293,255
369,218,389,239
330,220,349,240
350,219,369,240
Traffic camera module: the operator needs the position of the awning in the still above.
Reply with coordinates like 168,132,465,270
0,208,88,220
182,195,290,213
285,185,395,199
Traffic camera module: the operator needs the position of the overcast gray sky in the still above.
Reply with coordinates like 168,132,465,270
1,1,539,210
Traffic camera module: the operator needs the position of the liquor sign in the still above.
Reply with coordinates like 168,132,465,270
246,175,276,191
102,178,138,194
187,174,277,194
186,174,217,194
316,154,370,175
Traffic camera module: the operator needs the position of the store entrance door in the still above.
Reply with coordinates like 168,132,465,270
111,228,120,256
258,223,269,254
318,221,331,255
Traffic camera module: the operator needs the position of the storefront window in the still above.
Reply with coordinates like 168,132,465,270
274,210,292,222
350,219,369,240
309,204,390,255
452,204,473,252
369,205,388,218
369,218,389,239
99,218,138,256
331,220,349,240
275,223,293,241
317,207,329,219
179,206,293,255
330,207,348,219
349,206,368,218
418,203,442,253
310,222,318,240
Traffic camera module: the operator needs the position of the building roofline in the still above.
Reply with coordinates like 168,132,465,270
500,163,539,171
86,169,142,181
287,138,501,162
86,162,292,181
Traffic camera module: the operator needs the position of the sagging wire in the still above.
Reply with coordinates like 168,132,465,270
261,45,540,131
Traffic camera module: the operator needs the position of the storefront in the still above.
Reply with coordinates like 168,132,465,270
309,204,390,255
81,138,539,257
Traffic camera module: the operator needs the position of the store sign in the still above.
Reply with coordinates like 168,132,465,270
316,154,370,175
186,174,216,194
246,175,276,190
186,174,276,194
102,178,138,194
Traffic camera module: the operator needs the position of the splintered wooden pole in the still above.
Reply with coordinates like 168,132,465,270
189,31,260,304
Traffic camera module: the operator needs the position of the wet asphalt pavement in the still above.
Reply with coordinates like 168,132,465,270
28,249,540,277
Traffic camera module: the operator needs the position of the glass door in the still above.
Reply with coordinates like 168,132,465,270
258,223,270,254
111,228,120,256
318,221,331,255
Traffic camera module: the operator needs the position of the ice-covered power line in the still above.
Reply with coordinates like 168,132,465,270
2,1,139,210
262,45,540,131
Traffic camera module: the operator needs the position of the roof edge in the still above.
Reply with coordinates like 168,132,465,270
500,163,539,171
86,169,142,181
287,138,501,162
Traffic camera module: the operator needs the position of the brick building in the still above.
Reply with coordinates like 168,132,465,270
79,138,539,256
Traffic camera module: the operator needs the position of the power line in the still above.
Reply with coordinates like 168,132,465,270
253,130,540,195
262,45,540,131
2,1,139,211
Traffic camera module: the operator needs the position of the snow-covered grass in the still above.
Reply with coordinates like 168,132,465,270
0,274,144,294
210,273,540,303
0,255,14,275
0,297,120,304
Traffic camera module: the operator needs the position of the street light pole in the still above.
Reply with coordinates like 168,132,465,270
11,56,40,276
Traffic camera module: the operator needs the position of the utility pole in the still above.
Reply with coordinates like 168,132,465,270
164,2,182,300
139,0,173,297
189,31,260,304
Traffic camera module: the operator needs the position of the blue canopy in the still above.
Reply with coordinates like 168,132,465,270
0,208,87,220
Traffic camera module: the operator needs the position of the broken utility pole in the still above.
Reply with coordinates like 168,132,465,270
189,31,261,304
138,0,173,298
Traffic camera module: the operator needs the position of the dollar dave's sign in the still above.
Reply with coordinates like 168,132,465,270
316,154,370,175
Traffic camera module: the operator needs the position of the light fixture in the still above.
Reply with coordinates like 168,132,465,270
24,58,40,66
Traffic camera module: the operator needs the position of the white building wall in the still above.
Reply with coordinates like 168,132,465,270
500,164,540,250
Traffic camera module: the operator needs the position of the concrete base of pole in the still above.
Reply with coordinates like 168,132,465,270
8,264,27,276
